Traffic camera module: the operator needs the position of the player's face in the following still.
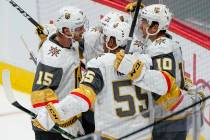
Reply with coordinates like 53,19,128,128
74,25,86,41
63,27,73,38
139,18,159,38
107,36,117,49
103,35,119,53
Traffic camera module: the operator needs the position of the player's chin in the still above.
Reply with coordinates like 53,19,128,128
75,35,83,41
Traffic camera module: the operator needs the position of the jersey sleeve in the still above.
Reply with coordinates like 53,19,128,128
83,27,104,62
67,58,105,110
81,56,106,95
32,62,63,91
80,68,104,95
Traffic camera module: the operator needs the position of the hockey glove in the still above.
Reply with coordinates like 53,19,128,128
114,50,145,80
36,26,47,42
125,1,145,13
32,103,84,137
36,24,56,42
183,76,206,111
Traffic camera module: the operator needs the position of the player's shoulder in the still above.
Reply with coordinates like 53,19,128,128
38,34,79,67
84,27,101,45
87,53,115,68
130,36,144,53
147,36,177,56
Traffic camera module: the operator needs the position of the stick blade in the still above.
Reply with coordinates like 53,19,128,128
2,69,16,103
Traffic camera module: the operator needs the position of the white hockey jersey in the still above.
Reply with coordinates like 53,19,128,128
83,27,104,63
132,36,192,115
31,34,84,135
84,53,154,139
144,36,185,88
33,34,81,100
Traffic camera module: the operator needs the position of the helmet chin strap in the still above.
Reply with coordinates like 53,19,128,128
142,26,160,51
105,42,118,51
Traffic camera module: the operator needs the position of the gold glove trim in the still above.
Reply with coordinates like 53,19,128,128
114,50,125,70
128,60,144,80
31,89,58,107
46,103,78,128
32,119,48,131
125,2,145,12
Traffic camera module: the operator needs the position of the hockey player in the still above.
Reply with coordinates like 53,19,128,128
120,4,205,140
34,11,131,136
31,19,175,139
81,11,131,135
31,6,87,140
82,11,130,63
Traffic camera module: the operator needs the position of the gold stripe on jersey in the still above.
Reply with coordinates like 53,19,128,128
31,88,58,106
71,84,96,107
101,134,117,140
75,65,82,88
46,103,79,128
32,118,48,131
94,131,117,140
155,71,182,111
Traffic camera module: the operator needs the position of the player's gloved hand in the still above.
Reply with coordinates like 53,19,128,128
32,106,55,131
114,50,145,80
32,103,84,138
36,26,48,42
125,1,145,13
36,24,56,42
183,77,206,111
183,76,196,91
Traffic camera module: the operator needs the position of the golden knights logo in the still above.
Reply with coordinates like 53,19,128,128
154,7,160,13
48,46,61,57
155,38,166,46
113,23,119,28
64,12,71,19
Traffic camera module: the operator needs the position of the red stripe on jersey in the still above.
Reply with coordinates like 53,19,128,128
33,100,59,108
161,71,171,93
71,92,91,109
170,94,184,111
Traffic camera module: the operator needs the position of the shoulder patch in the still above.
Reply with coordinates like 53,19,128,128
48,46,61,57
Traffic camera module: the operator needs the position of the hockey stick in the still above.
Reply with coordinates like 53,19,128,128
2,69,76,139
125,0,143,53
119,94,210,139
6,0,44,34
20,35,37,65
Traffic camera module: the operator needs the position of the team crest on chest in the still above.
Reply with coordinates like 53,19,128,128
155,38,166,46
48,46,61,57
154,7,160,13
64,12,71,19
133,40,144,49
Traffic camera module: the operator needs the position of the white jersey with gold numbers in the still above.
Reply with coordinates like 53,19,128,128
33,34,81,101
86,53,153,139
